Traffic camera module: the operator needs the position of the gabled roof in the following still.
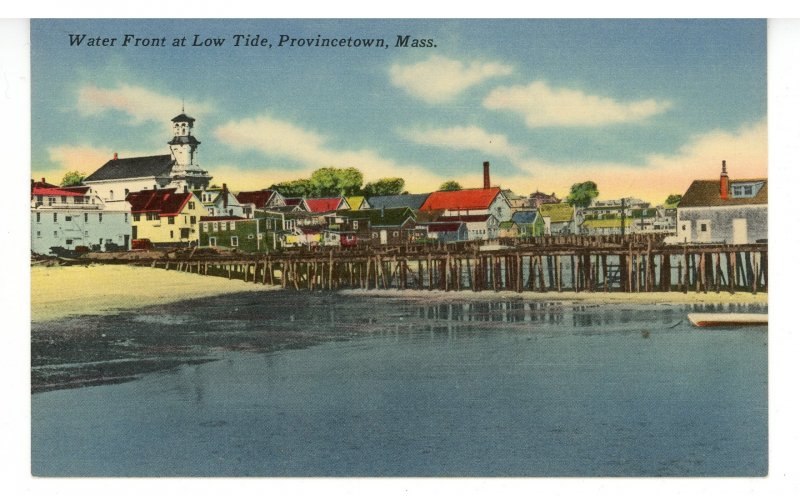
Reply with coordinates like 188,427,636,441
126,188,193,216
582,218,633,229
339,207,415,227
31,186,85,197
284,197,308,210
171,113,195,123
499,221,518,229
305,197,349,213
85,154,174,182
31,179,59,190
367,193,430,210
511,210,537,224
537,203,574,223
346,196,367,210
679,179,768,207
420,188,501,212
236,190,280,208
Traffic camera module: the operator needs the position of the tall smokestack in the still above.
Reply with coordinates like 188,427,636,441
720,159,729,200
483,161,490,189
223,183,228,209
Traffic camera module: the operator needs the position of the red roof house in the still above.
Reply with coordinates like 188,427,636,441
305,197,350,213
126,188,193,217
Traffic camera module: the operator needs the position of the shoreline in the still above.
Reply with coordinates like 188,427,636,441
31,264,279,323
31,264,768,324
337,288,768,306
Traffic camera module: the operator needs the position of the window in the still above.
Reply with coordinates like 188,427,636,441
168,217,175,225
188,201,195,210
229,221,236,230
98,213,103,223
36,213,40,223
230,236,239,247
202,223,208,232
36,231,41,238
61,196,67,203
66,239,73,245
53,231,58,237
221,222,227,231
170,230,174,239
48,197,55,206
248,234,255,240
393,231,399,238
124,189,129,196
212,222,218,232
65,216,72,221
53,213,57,222
84,213,88,222
700,224,707,232
353,221,359,230
190,216,196,225
124,213,128,223
133,213,141,222
209,237,217,247
109,190,114,200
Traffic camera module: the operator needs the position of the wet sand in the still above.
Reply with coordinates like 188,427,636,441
31,264,278,323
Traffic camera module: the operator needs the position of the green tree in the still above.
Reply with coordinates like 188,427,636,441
438,180,462,192
60,170,86,187
665,194,682,205
362,177,405,197
309,167,364,197
565,181,599,208
270,179,314,198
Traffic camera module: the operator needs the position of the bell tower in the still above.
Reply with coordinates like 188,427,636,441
167,109,211,190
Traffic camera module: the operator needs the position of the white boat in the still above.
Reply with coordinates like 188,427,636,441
687,313,768,327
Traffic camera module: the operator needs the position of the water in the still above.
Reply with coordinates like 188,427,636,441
31,293,768,477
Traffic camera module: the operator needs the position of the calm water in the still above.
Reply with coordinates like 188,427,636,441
31,293,768,477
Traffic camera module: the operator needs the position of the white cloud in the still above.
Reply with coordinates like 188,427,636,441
483,80,671,127
213,115,447,192
389,56,513,103
32,145,158,184
76,84,213,124
399,125,524,161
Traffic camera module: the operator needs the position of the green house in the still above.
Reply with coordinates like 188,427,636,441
199,216,279,252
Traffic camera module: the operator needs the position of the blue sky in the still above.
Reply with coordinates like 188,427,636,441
30,19,767,203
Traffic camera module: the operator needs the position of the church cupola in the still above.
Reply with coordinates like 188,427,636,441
168,112,201,170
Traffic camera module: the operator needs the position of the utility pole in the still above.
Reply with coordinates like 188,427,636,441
620,198,626,237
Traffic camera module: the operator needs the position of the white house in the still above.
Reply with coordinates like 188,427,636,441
675,160,767,244
31,182,131,254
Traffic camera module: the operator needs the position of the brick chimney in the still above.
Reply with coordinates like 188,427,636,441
222,183,228,209
483,161,490,189
720,160,729,200
113,152,118,160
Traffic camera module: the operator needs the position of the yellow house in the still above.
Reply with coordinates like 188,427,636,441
126,188,208,246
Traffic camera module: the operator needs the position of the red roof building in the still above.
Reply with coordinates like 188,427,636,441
126,188,193,217
305,197,350,213
419,187,512,223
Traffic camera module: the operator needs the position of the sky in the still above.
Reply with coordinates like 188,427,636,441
30,19,767,204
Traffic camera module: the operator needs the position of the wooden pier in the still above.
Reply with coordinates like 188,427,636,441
121,234,768,295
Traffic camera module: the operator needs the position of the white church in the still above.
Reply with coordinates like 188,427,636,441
83,112,213,204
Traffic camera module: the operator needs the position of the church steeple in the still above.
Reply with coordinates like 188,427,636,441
168,112,200,169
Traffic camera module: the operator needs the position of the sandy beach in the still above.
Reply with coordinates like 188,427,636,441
31,264,278,323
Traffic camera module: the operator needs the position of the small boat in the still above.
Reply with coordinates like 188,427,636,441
688,313,768,327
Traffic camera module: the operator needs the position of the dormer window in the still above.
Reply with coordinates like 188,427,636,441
730,182,763,199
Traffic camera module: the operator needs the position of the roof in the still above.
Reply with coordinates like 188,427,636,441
339,207,415,227
679,179,768,207
511,211,537,224
367,193,430,210
283,198,308,210
32,186,85,197
446,214,494,223
426,222,464,233
305,197,347,213
171,113,195,123
168,135,200,146
499,221,518,229
420,188,501,211
236,190,278,208
346,196,367,209
537,203,574,223
199,216,247,222
126,188,192,216
84,154,174,182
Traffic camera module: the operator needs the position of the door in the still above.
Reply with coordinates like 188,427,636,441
678,220,691,243
380,230,388,245
697,220,711,243
732,218,748,244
